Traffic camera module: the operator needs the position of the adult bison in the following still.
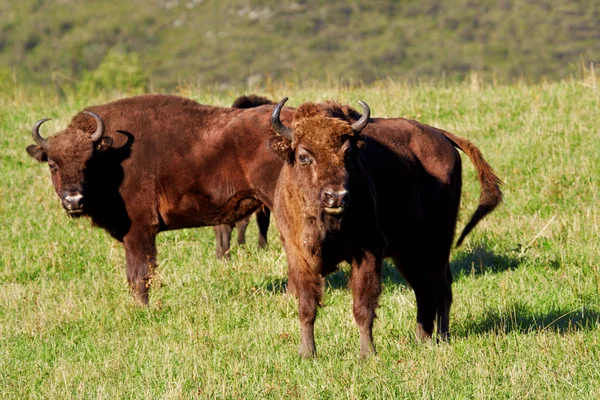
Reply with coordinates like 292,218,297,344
212,95,273,259
269,98,502,357
26,94,291,304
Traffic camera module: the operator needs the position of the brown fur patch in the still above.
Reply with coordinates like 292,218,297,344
47,129,94,169
291,102,356,151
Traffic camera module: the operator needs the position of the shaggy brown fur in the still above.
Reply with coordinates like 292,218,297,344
292,103,355,152
212,95,275,259
26,94,293,304
269,98,502,358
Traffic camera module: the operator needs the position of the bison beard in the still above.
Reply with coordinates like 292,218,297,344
269,97,502,358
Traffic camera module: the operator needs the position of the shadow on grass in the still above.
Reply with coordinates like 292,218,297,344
262,244,523,294
460,301,600,336
263,276,288,294
262,261,409,294
325,244,523,290
451,244,524,278
325,260,411,290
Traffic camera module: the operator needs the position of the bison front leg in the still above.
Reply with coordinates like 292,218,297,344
350,251,382,358
123,228,157,305
288,255,323,358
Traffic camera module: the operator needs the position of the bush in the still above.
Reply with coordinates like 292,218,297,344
76,50,149,96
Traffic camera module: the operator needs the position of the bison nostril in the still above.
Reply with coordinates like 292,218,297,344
321,189,348,208
63,194,84,210
321,191,334,207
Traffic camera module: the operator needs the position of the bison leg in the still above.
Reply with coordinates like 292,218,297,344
392,255,436,341
413,283,437,341
123,229,157,305
435,263,453,340
213,224,233,259
255,206,270,248
350,251,382,358
235,217,250,246
288,259,322,358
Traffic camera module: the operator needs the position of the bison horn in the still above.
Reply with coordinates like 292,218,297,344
83,111,105,142
351,101,370,133
271,97,294,142
32,118,51,150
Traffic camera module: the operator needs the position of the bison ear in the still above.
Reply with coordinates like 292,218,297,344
95,136,114,151
26,145,48,163
356,134,367,150
268,136,293,162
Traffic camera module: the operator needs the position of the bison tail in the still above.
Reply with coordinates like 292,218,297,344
440,129,503,247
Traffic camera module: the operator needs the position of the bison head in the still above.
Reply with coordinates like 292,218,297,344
269,98,370,220
26,111,112,217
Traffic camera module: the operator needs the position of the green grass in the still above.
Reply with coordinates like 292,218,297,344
1,79,600,398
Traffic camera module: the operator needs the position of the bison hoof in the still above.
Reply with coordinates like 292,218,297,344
134,292,149,306
359,344,376,359
437,331,451,342
298,343,316,358
215,251,231,260
415,323,433,342
131,283,150,305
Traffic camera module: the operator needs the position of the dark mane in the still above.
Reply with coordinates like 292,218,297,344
232,95,274,109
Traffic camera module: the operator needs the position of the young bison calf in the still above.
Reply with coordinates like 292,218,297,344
269,98,502,357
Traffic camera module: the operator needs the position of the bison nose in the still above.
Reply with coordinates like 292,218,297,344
321,188,348,209
62,193,84,211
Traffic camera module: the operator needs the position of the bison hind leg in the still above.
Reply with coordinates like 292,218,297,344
435,262,453,341
213,224,233,259
256,206,270,248
391,255,436,341
235,217,250,246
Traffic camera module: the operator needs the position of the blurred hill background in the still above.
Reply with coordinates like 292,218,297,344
1,0,598,94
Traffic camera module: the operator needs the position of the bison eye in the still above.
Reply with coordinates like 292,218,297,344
48,162,58,173
298,154,312,165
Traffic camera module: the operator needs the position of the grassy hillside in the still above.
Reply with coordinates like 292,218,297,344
1,79,599,398
1,0,599,91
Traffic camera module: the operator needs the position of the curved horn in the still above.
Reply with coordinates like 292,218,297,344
351,100,370,133
32,118,51,150
83,111,105,142
270,97,294,142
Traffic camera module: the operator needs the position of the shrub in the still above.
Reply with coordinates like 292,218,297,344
76,50,149,96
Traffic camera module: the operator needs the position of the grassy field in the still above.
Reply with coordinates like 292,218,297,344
1,78,599,398
2,0,599,90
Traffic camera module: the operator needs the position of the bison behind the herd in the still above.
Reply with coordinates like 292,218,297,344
26,93,501,357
